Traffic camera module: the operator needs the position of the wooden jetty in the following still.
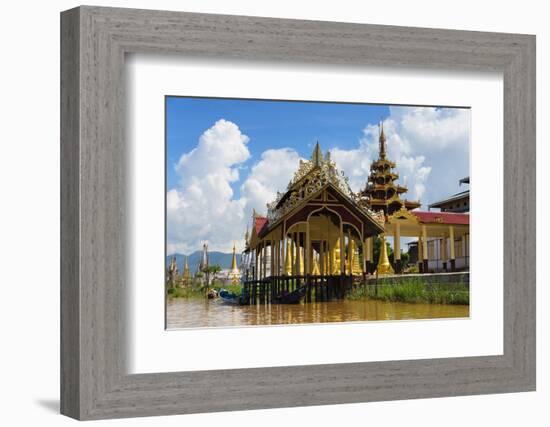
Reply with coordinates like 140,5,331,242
242,274,357,305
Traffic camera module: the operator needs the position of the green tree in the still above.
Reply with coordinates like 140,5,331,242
400,251,410,267
202,264,222,287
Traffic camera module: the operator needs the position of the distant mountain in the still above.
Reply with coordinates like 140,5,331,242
166,251,242,272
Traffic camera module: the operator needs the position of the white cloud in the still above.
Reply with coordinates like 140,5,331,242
175,119,250,184
167,120,302,255
329,147,374,193
330,107,469,207
391,106,470,150
240,148,302,216
167,119,250,254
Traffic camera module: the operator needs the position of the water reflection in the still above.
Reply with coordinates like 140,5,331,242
167,298,469,329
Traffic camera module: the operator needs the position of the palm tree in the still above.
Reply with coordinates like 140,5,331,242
202,264,222,287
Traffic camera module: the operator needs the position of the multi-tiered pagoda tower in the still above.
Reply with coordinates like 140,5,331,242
359,123,420,216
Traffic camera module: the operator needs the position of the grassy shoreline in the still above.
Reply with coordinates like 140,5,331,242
167,279,469,306
167,283,243,299
347,278,469,305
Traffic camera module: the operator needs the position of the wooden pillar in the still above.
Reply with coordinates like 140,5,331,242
417,234,423,272
294,232,300,276
281,224,286,277
442,236,448,271
262,240,267,279
449,225,456,271
339,223,345,275
368,237,374,273
421,225,428,273
465,233,469,268
272,239,276,277
361,238,367,274
283,236,287,276
306,223,311,275
364,238,371,274
461,234,466,269
254,248,258,280
257,244,262,279
319,240,327,276
346,230,355,276
275,239,281,276
393,223,401,274
258,243,262,279
327,242,331,275
269,239,274,278
290,234,295,276
273,239,277,277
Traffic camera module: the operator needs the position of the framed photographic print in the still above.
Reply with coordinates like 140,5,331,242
61,6,536,420
164,96,472,330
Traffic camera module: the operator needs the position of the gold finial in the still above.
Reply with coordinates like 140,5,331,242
379,121,387,160
311,141,323,167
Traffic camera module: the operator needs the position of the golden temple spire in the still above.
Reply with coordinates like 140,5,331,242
311,141,323,167
376,235,394,275
379,121,387,160
230,243,238,272
182,256,190,283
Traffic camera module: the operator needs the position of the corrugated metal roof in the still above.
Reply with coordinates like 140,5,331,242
428,190,469,208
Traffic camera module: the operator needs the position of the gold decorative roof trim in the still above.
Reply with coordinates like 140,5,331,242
265,144,384,228
387,206,420,224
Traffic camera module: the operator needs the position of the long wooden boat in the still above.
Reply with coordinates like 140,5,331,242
273,285,307,304
219,289,247,305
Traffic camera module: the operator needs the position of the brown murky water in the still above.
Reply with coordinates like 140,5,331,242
166,298,469,329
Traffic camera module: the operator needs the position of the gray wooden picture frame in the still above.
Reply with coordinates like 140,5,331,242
60,5,536,421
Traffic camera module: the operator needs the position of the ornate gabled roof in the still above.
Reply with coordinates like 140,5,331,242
265,143,384,226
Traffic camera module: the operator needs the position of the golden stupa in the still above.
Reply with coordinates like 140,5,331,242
348,238,363,276
312,255,321,275
331,239,342,274
376,234,394,275
284,239,293,275
228,244,241,284
181,256,191,286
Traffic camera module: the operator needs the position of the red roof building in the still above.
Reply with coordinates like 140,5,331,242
412,211,469,226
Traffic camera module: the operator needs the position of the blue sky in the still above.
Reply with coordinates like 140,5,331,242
166,97,389,195
166,97,470,254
